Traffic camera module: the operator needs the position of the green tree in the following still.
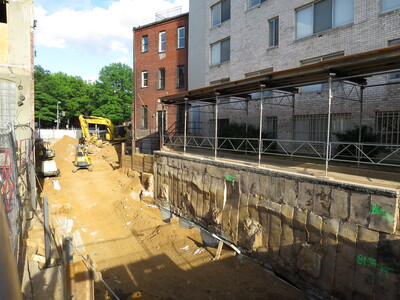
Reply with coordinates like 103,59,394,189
34,65,95,127
34,65,58,127
92,63,133,124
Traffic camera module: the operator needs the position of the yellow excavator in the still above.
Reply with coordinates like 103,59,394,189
72,145,93,173
78,115,130,146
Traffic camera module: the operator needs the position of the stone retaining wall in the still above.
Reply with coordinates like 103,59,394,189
154,151,400,299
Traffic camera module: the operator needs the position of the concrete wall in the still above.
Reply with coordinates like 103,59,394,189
36,129,81,140
154,151,400,299
0,0,34,139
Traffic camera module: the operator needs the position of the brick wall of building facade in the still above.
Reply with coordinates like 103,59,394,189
134,13,188,151
190,0,400,140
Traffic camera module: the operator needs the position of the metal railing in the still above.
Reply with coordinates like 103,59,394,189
330,142,400,166
164,135,400,167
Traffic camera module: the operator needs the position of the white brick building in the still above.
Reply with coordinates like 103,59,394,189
187,0,400,144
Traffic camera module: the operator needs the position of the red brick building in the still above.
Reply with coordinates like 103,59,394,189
133,13,188,153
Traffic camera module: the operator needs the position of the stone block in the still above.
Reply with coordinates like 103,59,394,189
229,180,241,243
292,207,308,258
318,218,339,293
215,178,225,213
258,174,268,199
205,164,227,180
298,181,314,211
222,180,236,237
280,204,294,269
238,192,250,247
176,169,183,209
330,188,349,220
202,174,211,219
267,200,282,261
171,169,179,207
333,221,358,299
353,227,379,299
313,184,331,217
298,243,322,279
243,217,263,250
248,194,259,221
239,172,250,195
369,195,398,234
350,192,371,226
283,179,298,206
248,173,261,196
373,233,400,300
258,199,270,253
307,212,323,245
268,176,285,203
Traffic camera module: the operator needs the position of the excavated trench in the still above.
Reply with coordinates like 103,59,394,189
32,136,307,299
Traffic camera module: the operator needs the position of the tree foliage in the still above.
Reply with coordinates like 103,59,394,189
34,63,133,128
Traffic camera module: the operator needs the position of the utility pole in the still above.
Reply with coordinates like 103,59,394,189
56,101,61,130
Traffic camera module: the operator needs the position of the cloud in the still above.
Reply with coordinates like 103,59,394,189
35,0,189,55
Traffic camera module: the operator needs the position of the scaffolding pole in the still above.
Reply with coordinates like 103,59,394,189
291,93,296,140
258,85,265,166
325,74,335,177
214,93,219,160
184,98,188,154
358,85,365,164
161,104,165,150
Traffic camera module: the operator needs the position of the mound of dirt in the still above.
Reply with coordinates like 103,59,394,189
51,135,79,170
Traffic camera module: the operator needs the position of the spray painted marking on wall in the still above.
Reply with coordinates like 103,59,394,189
357,254,399,279
225,174,237,183
371,204,393,223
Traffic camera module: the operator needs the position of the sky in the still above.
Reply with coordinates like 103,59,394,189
34,0,189,82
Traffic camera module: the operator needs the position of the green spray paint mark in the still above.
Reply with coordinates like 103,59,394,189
225,174,237,183
371,204,393,223
356,254,399,279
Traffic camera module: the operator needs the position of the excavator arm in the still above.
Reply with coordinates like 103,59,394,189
78,115,129,144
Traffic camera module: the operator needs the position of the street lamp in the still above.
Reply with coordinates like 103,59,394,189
56,101,61,130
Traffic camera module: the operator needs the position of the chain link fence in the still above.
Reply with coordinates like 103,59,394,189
0,124,35,258
0,126,20,257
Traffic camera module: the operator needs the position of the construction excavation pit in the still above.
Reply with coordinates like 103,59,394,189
24,136,308,299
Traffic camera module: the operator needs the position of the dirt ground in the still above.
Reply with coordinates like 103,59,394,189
40,136,308,300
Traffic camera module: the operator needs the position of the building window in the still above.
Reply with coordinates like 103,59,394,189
265,116,278,139
388,39,400,81
141,71,148,88
294,113,351,141
375,111,400,144
159,31,166,52
296,0,354,39
211,38,230,65
248,0,267,9
0,2,6,23
158,68,165,90
177,27,185,49
268,17,279,47
301,52,344,91
211,0,230,27
177,65,185,88
381,0,400,13
0,81,16,127
141,105,148,130
141,35,148,52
